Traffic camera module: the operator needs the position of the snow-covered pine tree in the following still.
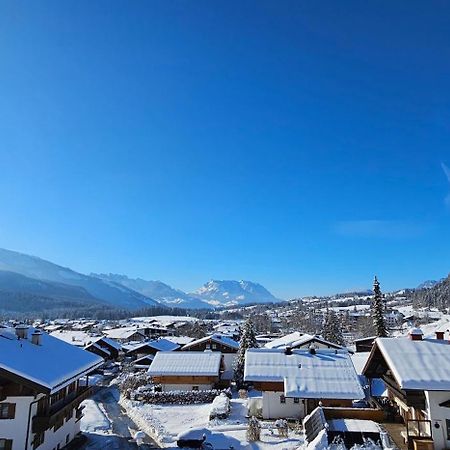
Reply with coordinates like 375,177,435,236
322,309,345,346
372,276,388,337
234,318,258,388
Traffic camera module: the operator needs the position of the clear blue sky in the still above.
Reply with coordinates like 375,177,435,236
1,1,450,298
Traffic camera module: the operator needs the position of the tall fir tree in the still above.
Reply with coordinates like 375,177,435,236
322,309,345,346
234,318,258,388
372,276,388,337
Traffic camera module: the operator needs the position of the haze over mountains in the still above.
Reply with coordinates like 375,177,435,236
0,248,280,314
0,247,447,316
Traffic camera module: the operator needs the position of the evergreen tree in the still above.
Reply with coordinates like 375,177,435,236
322,309,345,346
372,276,388,337
234,318,258,388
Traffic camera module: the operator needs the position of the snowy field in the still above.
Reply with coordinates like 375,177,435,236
120,395,303,449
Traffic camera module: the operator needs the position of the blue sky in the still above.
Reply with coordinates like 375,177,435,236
0,1,450,298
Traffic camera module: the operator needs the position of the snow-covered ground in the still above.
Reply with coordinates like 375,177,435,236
120,395,303,449
81,399,111,433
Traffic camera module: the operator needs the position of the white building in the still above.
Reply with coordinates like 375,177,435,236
244,347,364,419
0,325,103,450
363,330,450,450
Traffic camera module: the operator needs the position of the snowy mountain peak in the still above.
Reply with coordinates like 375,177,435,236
192,279,280,306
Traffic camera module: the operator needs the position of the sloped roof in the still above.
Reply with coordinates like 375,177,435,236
148,351,222,377
244,348,364,400
181,333,239,351
364,337,450,391
0,327,103,393
103,327,145,340
264,332,349,352
123,338,179,353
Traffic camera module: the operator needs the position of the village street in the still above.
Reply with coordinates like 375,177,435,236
79,386,160,449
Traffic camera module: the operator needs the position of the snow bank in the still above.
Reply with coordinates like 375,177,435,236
209,393,230,419
81,399,111,433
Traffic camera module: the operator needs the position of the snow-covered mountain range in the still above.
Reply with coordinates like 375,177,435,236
92,275,281,309
91,274,208,309
192,279,281,306
0,248,280,313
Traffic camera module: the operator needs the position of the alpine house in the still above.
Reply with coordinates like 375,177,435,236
363,329,450,450
0,325,103,450
244,347,364,419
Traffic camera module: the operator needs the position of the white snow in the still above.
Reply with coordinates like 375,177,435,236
0,327,103,393
148,351,222,377
81,399,111,433
327,419,381,433
370,337,450,390
264,332,346,351
245,348,364,400
120,395,302,449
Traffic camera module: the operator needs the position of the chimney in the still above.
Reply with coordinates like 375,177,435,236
409,327,423,341
436,331,445,341
15,324,29,340
285,346,292,355
31,330,43,346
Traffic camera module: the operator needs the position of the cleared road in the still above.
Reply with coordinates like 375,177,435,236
78,386,159,449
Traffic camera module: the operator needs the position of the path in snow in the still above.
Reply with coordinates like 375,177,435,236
79,386,160,449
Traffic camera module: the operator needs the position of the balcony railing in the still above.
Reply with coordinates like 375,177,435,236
32,386,92,433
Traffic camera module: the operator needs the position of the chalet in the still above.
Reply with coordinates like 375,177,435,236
123,338,179,359
0,325,103,450
124,339,179,369
147,352,222,392
84,337,122,360
244,347,364,419
102,327,146,343
363,329,450,450
180,334,239,374
264,332,352,353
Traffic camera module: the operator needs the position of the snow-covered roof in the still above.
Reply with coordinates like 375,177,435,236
103,327,145,340
96,336,122,351
327,419,381,433
166,336,195,346
86,342,110,356
245,348,364,400
181,333,239,351
124,338,179,353
264,332,348,352
365,337,450,391
148,351,222,377
50,330,96,347
0,327,103,393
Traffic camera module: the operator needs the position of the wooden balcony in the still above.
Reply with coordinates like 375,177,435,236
32,386,93,433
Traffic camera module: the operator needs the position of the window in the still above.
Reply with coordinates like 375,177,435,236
0,403,15,419
294,398,300,404
0,439,13,450
212,343,217,350
280,395,286,404
192,386,199,391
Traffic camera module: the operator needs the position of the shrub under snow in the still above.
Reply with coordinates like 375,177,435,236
209,393,230,420
135,388,232,405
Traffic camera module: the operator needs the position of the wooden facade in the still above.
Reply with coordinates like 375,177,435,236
182,340,237,354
